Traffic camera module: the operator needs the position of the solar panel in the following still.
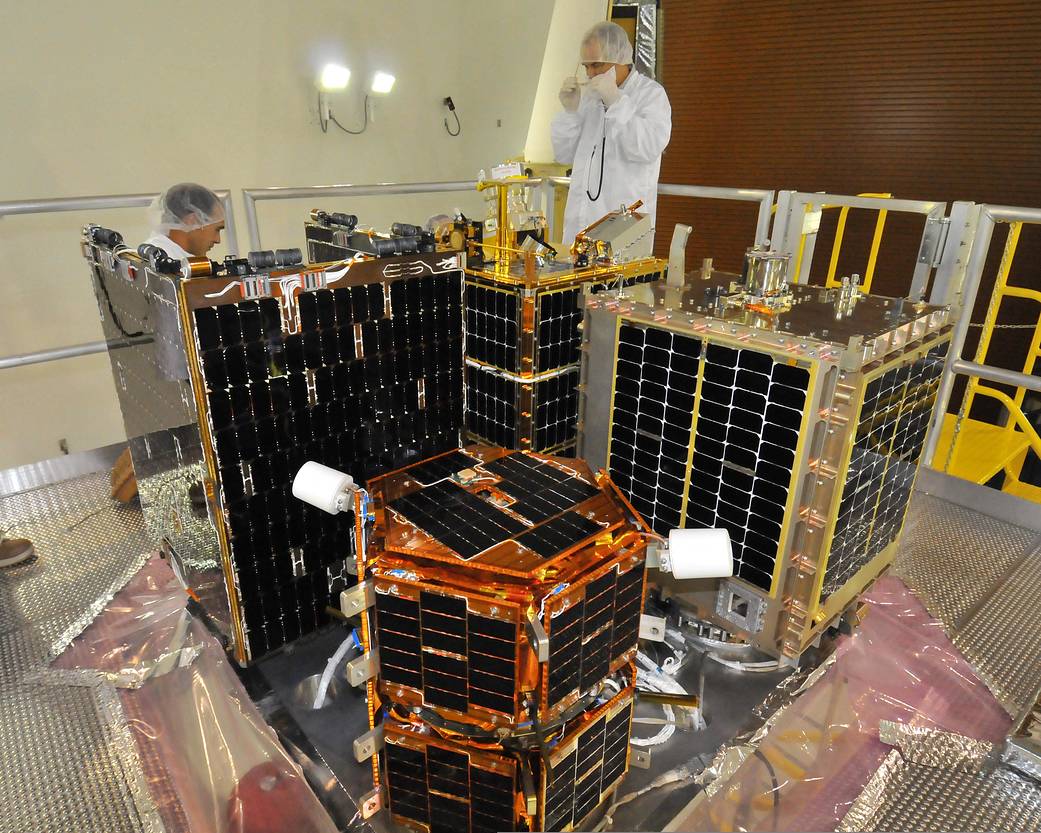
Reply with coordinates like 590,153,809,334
405,450,481,485
484,452,600,523
536,286,583,373
542,696,634,831
464,267,662,456
388,480,526,560
465,365,517,449
606,321,810,590
534,369,581,452
465,282,519,373
374,585,519,717
191,268,464,658
608,324,700,537
515,511,603,558
822,341,947,595
544,561,645,710
579,269,953,659
686,343,809,591
383,728,519,833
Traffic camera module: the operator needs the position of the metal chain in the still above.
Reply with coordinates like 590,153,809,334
967,322,1038,329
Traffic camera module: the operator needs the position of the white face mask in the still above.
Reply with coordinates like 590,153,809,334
577,63,617,84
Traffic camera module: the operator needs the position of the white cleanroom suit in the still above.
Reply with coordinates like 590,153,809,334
551,69,672,245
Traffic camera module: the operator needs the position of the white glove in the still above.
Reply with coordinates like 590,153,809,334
587,68,621,108
558,76,580,113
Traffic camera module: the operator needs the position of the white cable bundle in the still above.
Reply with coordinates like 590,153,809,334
632,650,703,747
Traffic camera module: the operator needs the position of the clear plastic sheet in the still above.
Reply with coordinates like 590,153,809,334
672,575,1012,832
54,555,339,833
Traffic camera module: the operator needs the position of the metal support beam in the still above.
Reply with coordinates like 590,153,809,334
0,335,152,372
0,190,239,255
656,183,775,246
924,203,1041,464
950,359,1041,395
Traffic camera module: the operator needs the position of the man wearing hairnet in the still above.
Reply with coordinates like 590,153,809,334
144,182,226,260
552,21,671,246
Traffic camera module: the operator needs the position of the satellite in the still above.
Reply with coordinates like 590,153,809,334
82,224,465,662
578,249,952,659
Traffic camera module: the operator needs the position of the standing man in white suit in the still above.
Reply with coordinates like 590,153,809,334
551,21,672,246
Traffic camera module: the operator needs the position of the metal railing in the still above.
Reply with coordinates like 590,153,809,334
925,204,1041,498
243,178,776,253
771,190,957,302
242,180,481,250
0,189,238,370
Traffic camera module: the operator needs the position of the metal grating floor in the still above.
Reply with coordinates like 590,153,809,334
0,468,161,833
0,470,153,655
892,491,1037,627
838,747,1041,832
893,490,1041,717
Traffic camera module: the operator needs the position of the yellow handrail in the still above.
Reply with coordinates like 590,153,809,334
792,193,892,290
948,386,1041,474
824,193,892,291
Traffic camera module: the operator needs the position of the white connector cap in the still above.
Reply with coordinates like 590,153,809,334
292,461,356,515
666,528,734,580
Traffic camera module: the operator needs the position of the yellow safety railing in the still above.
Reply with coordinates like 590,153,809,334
936,220,1041,502
793,193,892,291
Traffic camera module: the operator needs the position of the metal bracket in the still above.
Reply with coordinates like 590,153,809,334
525,615,549,662
346,649,379,687
353,725,385,762
639,614,666,641
918,216,951,268
340,580,374,618
667,224,692,287
630,747,651,769
519,759,538,816
359,787,384,819
645,540,663,570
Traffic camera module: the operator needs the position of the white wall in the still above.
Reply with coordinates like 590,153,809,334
524,0,609,163
0,0,552,468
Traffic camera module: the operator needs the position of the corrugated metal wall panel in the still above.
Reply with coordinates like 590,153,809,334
653,0,1041,415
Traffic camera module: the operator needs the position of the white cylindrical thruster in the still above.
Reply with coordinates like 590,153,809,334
666,528,733,580
292,461,355,515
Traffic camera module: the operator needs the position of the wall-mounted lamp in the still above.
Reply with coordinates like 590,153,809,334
319,63,351,91
371,72,396,94
317,66,396,135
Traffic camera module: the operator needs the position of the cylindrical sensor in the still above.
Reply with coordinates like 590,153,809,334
667,528,734,580
742,247,792,297
292,461,355,515
391,222,423,238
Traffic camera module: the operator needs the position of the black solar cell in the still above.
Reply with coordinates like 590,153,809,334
515,511,603,558
192,268,464,659
406,450,481,484
822,342,947,596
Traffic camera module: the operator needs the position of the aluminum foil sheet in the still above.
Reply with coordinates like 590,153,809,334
878,720,995,772
893,491,1041,717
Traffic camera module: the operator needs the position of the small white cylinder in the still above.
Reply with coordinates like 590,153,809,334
667,528,734,580
292,461,354,515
